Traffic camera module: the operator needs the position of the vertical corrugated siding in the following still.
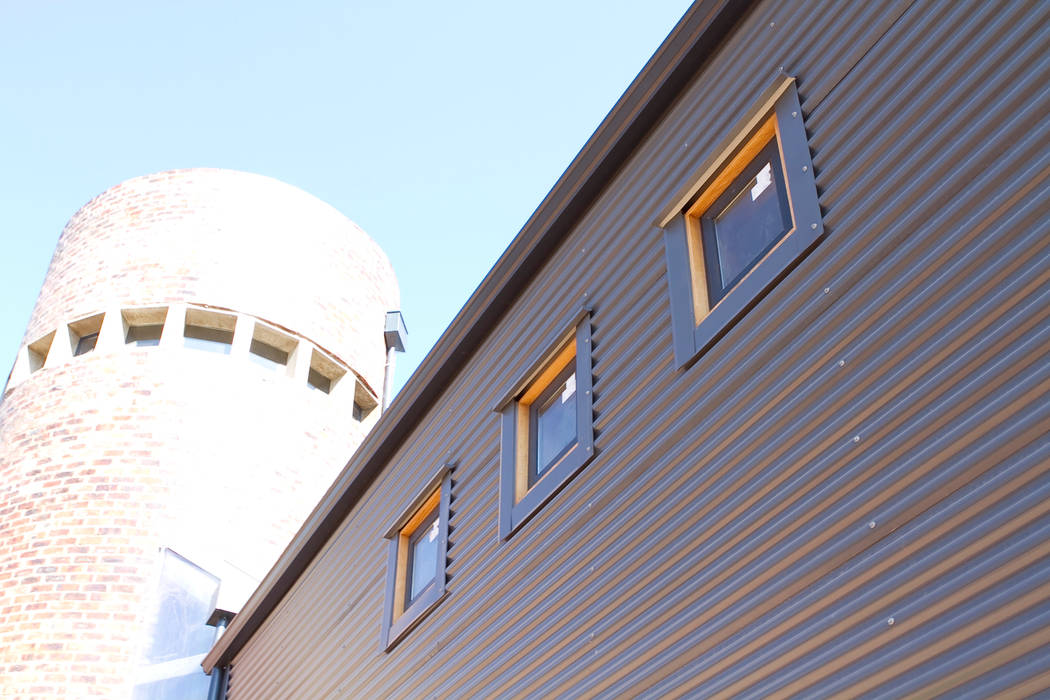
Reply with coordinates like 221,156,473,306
228,0,1050,697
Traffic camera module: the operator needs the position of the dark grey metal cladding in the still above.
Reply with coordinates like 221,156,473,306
224,0,1050,697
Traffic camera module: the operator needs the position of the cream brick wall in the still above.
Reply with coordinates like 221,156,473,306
0,170,398,699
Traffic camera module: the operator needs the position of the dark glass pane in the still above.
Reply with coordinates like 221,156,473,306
74,332,99,356
408,517,439,603
535,371,577,476
307,368,331,393
712,159,791,286
248,339,289,370
126,324,163,346
183,325,233,354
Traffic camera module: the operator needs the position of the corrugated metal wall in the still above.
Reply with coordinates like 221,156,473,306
228,0,1050,696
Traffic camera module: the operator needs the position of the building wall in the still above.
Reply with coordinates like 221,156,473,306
224,0,1050,697
0,170,398,698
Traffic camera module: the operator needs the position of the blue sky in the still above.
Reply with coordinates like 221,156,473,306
0,1,692,396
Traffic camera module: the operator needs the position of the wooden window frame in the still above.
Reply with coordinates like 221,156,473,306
496,308,595,540
698,137,792,304
661,77,823,368
381,467,452,652
527,361,578,487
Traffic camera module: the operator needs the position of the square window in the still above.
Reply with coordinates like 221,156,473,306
126,325,163,346
249,338,289,369
662,79,823,367
183,308,236,355
405,511,439,605
353,381,379,421
306,367,331,392
496,310,594,540
68,313,104,357
248,322,297,373
184,326,234,354
381,469,452,652
123,307,168,347
27,332,55,373
307,349,345,394
699,138,792,304
529,364,577,485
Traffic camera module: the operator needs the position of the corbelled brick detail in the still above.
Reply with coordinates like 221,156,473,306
0,170,398,699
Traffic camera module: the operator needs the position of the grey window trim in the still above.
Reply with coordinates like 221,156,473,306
380,466,452,652
662,77,823,368
496,308,595,541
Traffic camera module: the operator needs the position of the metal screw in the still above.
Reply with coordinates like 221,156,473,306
868,521,876,529
887,617,895,626
823,287,831,294
853,435,861,443
838,360,845,367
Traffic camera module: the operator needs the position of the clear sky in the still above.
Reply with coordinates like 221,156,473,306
0,0,693,397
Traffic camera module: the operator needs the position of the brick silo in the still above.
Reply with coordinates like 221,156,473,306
0,169,400,699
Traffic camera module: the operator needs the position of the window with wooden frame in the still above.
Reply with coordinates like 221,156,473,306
661,76,823,368
496,309,594,540
381,467,451,651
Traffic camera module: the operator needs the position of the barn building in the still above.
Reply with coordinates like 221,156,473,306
202,0,1050,697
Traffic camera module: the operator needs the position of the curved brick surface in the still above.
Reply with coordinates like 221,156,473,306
0,170,398,699
23,169,398,392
